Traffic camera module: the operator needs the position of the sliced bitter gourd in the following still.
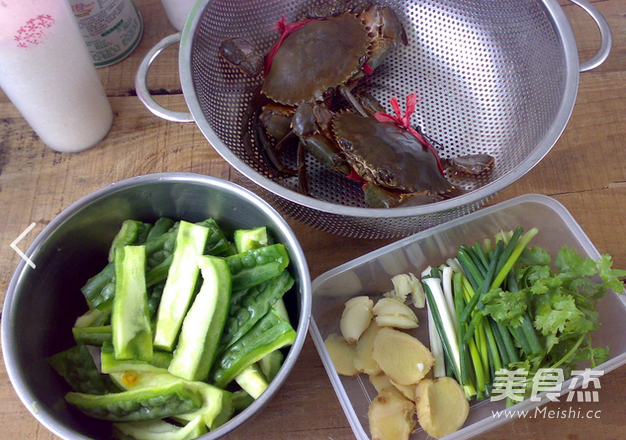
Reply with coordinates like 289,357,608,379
72,325,112,346
65,381,203,422
225,244,290,291
219,271,294,352
112,416,207,440
101,342,172,374
109,370,233,431
234,364,268,399
258,349,284,383
168,255,232,381
211,309,296,388
49,344,109,395
153,221,210,351
112,245,153,362
234,226,269,253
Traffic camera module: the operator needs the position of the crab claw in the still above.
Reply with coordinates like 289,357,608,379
307,0,347,18
360,6,408,46
292,103,350,175
353,6,407,75
443,154,495,175
259,104,294,141
219,37,264,76
363,184,444,208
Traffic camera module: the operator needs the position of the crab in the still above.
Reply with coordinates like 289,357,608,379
261,5,406,107
284,91,495,208
220,2,407,180
333,110,454,207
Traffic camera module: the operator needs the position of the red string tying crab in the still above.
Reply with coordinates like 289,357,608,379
373,93,445,175
264,16,325,76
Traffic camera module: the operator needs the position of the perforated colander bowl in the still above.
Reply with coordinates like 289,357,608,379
137,0,611,239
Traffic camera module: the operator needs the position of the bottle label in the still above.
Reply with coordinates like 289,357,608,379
69,0,143,67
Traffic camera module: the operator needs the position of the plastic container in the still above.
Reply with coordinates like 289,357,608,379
310,194,626,439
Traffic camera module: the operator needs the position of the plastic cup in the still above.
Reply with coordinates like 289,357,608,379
160,0,197,31
0,0,113,153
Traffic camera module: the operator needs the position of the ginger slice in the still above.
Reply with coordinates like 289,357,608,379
354,321,382,375
324,333,359,376
371,327,434,386
415,377,469,439
368,387,416,440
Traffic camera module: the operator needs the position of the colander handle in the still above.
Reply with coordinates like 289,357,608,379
568,0,612,72
135,33,195,123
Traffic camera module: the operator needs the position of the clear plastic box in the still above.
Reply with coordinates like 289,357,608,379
310,194,626,439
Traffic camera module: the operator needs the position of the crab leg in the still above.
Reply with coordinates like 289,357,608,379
218,37,264,77
253,122,297,176
241,87,275,172
292,103,350,175
242,85,296,177
297,140,309,194
338,85,369,118
275,130,297,152
300,135,350,175
363,183,444,209
441,154,495,175
356,90,386,116
306,0,347,18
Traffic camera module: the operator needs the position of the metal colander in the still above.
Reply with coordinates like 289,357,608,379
138,0,611,239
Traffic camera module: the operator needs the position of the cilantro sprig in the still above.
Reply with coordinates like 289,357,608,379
422,226,626,406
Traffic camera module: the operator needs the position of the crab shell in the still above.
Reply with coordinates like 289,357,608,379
332,112,455,195
262,12,371,106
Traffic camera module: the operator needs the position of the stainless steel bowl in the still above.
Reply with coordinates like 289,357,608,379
137,0,611,239
1,172,312,440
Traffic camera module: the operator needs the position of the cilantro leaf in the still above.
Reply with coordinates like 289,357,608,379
518,264,552,291
534,293,595,338
519,246,551,266
597,254,626,294
570,344,610,367
555,247,597,277
544,334,560,353
529,273,561,295
482,288,528,327
592,346,610,366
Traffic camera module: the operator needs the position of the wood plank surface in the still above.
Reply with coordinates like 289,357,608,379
1,0,626,439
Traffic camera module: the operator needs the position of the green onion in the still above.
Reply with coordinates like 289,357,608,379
453,272,476,397
491,228,538,289
460,241,503,324
427,304,446,378
489,319,510,368
423,280,461,380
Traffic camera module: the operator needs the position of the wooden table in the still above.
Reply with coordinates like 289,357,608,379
1,0,625,439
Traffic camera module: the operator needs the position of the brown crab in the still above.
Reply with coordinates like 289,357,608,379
261,6,406,106
220,3,407,179
288,92,495,208
333,111,454,206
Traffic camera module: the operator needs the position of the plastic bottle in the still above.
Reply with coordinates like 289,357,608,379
0,0,114,153
160,0,197,31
